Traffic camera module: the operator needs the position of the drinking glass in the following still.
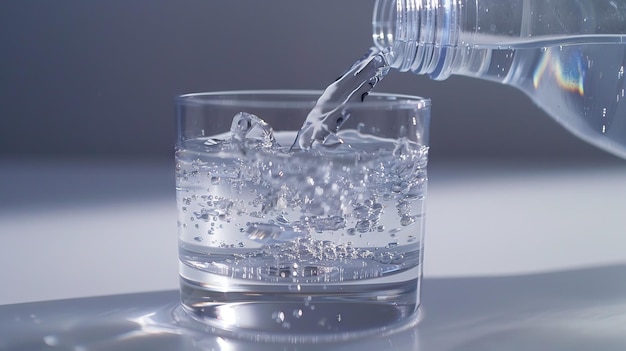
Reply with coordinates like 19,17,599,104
174,90,430,342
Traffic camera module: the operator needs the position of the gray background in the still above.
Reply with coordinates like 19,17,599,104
0,0,621,162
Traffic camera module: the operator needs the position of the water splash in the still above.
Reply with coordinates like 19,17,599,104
293,47,392,150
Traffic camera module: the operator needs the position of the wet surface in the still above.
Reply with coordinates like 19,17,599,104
2,264,625,350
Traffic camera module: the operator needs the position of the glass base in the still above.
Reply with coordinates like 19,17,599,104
176,272,421,343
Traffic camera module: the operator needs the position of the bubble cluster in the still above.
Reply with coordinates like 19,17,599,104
176,123,427,282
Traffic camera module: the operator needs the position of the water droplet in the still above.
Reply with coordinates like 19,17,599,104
336,314,342,322
293,309,303,318
211,176,221,185
193,236,202,242
347,228,356,236
377,225,385,232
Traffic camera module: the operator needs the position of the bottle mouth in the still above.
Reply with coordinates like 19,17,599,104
372,0,457,79
372,0,397,50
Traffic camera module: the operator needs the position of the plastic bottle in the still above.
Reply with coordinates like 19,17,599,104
373,0,626,158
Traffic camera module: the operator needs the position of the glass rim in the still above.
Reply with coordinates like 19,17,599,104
176,89,430,109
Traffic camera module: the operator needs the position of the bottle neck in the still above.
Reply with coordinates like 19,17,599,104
373,0,465,80
373,0,626,80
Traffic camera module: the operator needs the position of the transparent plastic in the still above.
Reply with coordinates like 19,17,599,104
373,0,626,159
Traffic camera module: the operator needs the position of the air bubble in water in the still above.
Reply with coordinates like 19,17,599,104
353,205,369,218
288,284,301,292
193,210,210,221
314,186,324,196
203,139,220,146
272,311,285,323
305,177,315,186
356,219,370,233
246,222,305,244
293,309,303,318
401,215,416,226
397,200,411,215
276,214,290,225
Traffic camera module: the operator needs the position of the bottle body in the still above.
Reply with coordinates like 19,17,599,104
373,0,626,158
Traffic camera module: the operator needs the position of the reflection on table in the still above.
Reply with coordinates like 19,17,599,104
1,264,625,350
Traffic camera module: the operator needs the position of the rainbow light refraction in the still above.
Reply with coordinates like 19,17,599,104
533,47,586,96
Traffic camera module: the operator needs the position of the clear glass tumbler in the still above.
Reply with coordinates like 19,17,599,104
174,90,430,342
